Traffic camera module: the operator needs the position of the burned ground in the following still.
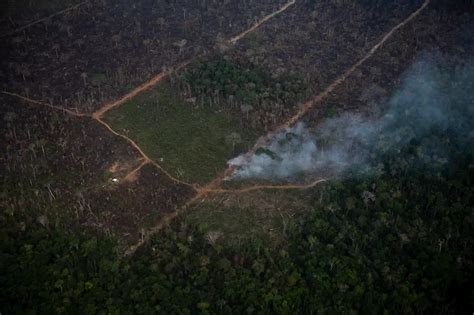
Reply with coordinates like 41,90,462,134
0,0,287,113
300,3,473,127
1,0,472,248
1,95,193,246
223,1,425,127
83,162,194,245
1,0,298,247
171,0,473,243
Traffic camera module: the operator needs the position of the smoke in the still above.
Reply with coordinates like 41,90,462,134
228,54,474,180
229,123,319,179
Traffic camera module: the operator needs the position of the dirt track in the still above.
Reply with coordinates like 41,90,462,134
2,0,431,255
218,0,432,182
0,91,88,117
228,0,296,45
92,59,196,119
170,0,432,210
2,0,299,194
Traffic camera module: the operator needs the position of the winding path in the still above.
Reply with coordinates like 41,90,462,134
1,0,432,255
1,91,88,117
2,0,300,192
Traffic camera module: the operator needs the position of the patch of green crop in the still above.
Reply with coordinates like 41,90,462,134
103,82,258,184
184,203,277,247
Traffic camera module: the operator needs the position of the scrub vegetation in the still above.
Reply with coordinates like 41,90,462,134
103,81,259,184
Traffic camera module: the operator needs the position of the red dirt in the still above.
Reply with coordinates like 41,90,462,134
228,0,296,45
0,91,88,117
122,0,433,255
123,160,149,183
217,0,431,181
2,0,434,255
2,1,308,254
92,58,196,119
1,0,289,113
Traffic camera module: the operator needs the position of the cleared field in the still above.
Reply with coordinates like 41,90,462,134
0,0,83,34
0,0,287,112
184,188,317,247
0,95,194,246
102,81,259,184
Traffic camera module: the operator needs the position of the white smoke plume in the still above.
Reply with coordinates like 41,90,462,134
228,54,474,180
228,123,319,179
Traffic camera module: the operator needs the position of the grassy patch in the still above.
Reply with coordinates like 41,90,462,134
184,203,277,246
103,82,258,184
183,187,320,247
